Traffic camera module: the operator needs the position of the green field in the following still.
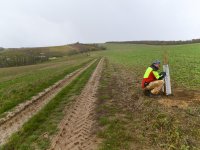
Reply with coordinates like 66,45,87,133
1,43,200,150
0,54,95,116
2,59,99,150
96,43,200,150
97,43,200,89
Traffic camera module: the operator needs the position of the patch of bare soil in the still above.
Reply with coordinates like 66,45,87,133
0,60,96,146
49,59,104,150
159,89,200,109
158,99,189,109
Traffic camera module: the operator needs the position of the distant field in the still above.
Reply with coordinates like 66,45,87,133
0,43,105,67
97,43,200,89
0,54,95,116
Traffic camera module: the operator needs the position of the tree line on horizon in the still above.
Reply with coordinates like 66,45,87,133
107,39,200,45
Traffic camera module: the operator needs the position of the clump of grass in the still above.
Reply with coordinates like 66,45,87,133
150,113,185,149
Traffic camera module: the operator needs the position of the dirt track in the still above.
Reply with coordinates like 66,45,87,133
0,60,96,146
49,58,104,150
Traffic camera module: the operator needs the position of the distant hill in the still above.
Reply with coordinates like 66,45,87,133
0,47,4,51
107,39,200,45
0,43,106,68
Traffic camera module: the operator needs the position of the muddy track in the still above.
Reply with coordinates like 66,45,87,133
0,59,96,146
49,58,104,150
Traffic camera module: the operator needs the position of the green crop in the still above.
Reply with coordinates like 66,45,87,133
98,43,200,89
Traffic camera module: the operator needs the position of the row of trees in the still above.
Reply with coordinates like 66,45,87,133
67,43,106,56
0,47,63,67
0,55,48,67
107,39,200,45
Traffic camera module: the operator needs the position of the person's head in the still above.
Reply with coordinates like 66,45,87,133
152,60,161,69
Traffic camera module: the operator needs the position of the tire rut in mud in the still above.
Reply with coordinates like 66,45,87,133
49,59,104,150
0,60,96,146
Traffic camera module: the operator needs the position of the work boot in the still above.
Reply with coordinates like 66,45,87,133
149,93,161,98
143,90,151,96
159,91,165,96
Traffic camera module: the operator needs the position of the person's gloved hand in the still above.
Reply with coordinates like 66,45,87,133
158,72,166,80
159,72,166,77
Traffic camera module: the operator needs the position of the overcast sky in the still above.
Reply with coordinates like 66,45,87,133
0,0,200,48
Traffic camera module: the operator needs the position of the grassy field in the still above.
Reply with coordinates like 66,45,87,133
2,59,99,150
0,54,95,116
96,43,200,150
1,43,200,150
97,43,200,89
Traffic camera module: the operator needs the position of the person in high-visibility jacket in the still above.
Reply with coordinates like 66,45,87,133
142,60,166,96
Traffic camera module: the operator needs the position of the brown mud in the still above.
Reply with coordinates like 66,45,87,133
159,88,200,109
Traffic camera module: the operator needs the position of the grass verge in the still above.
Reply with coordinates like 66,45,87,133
1,59,99,150
97,59,132,150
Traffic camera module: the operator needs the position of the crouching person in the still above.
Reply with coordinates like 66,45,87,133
142,60,166,96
